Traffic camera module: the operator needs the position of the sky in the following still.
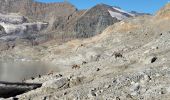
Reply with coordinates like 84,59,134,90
36,0,170,14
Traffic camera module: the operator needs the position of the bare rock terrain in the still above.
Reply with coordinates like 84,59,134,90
1,1,170,100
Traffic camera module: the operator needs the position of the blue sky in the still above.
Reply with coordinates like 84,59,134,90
36,0,169,14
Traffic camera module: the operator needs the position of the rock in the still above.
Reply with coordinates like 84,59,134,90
63,92,67,95
151,57,157,63
88,90,97,97
126,94,133,99
104,84,111,89
96,68,100,71
0,13,27,24
82,61,87,65
159,88,167,94
0,41,9,51
42,77,69,89
144,75,151,81
140,88,147,94
140,75,151,84
69,76,83,87
115,97,120,100
0,0,76,21
0,25,5,35
113,52,123,58
72,64,80,69
130,82,140,92
0,22,48,35
166,87,170,93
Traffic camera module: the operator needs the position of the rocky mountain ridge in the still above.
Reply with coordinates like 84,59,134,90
0,0,137,38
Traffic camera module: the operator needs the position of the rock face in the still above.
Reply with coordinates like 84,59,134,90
0,0,77,32
0,13,48,37
0,13,48,49
0,13,27,24
0,0,76,21
0,22,48,35
0,25,5,35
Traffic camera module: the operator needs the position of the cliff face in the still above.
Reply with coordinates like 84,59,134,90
0,0,77,21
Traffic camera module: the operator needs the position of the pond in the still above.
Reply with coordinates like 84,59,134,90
0,61,58,82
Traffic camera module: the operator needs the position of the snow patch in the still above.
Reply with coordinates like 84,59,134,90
108,10,128,20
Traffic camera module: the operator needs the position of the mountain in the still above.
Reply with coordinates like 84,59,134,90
2,3,170,100
155,3,170,19
67,4,133,38
0,1,133,38
2,1,170,100
130,11,151,16
0,0,77,21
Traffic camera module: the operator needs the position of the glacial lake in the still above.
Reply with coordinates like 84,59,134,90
0,61,58,82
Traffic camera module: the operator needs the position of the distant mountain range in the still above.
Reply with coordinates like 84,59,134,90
0,0,150,39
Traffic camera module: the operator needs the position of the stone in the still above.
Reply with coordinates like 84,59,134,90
42,77,69,89
0,41,9,51
96,68,100,71
140,75,151,84
88,90,97,97
104,85,111,89
151,57,157,63
69,76,83,87
130,82,140,92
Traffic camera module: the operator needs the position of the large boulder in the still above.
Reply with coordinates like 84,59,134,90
0,25,5,35
42,77,69,89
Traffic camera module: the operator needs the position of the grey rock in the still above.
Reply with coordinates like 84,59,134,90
130,82,140,92
0,13,27,24
42,77,69,89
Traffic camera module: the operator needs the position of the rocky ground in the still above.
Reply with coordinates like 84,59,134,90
1,1,170,100
0,3,169,100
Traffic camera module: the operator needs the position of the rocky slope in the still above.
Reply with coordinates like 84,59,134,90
0,0,76,21
0,3,170,100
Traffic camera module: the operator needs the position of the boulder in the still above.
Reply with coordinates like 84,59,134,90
42,77,69,89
